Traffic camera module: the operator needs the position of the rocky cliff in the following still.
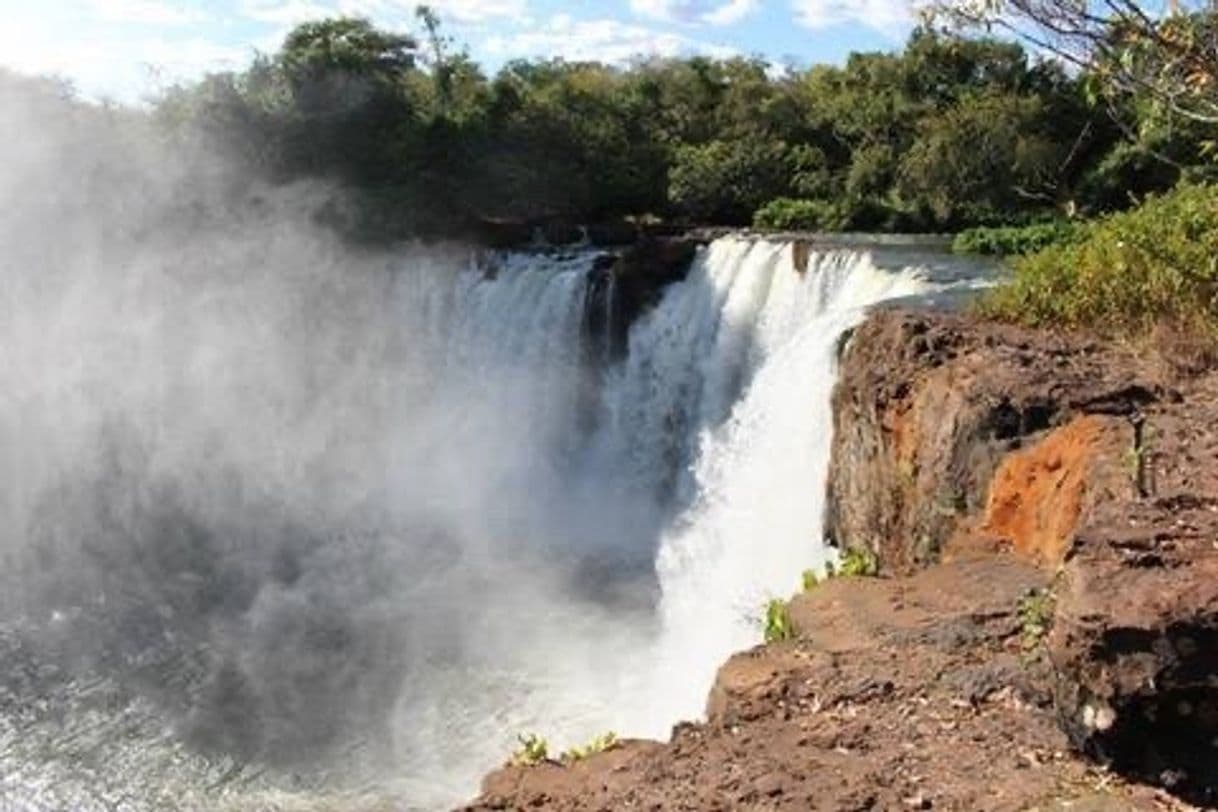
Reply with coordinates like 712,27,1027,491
463,308,1218,811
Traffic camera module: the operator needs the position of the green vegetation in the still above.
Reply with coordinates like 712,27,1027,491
753,198,850,232
976,182,1218,345
562,732,619,762
839,547,880,578
763,598,795,643
801,568,820,591
510,733,549,767
140,7,1218,242
1017,588,1055,660
952,221,1079,256
1125,419,1155,498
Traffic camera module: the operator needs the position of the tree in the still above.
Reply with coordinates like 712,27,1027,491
280,17,416,110
415,5,454,113
898,91,1064,224
669,139,792,223
926,0,1218,124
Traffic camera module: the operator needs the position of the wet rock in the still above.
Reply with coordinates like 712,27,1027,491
586,220,638,246
541,220,582,246
474,218,532,249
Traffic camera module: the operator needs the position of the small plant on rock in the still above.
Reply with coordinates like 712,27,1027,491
1018,588,1055,661
509,733,549,767
562,731,619,762
801,569,820,591
763,598,794,643
839,547,880,578
1124,416,1155,498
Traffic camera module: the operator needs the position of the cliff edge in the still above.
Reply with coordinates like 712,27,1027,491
463,308,1218,811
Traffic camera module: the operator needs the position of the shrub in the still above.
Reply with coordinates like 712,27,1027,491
839,547,879,577
1017,588,1055,661
801,568,819,591
762,598,794,643
952,220,1079,256
509,733,549,767
752,198,849,231
562,731,618,762
976,182,1218,344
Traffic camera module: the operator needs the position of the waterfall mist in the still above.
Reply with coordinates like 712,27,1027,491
0,74,632,807
0,72,958,810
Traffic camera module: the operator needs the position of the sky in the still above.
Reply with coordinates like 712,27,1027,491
0,0,915,103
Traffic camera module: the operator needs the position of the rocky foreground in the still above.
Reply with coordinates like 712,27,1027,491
462,308,1218,811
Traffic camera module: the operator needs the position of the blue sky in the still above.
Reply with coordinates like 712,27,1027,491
0,0,914,102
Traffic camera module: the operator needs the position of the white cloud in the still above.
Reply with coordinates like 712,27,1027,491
790,0,912,34
239,0,340,25
87,0,207,25
321,0,528,24
485,13,736,64
702,0,758,24
629,0,759,26
419,0,528,23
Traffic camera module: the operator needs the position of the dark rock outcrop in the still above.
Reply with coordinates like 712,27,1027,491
586,220,639,247
1045,373,1218,804
581,236,698,362
541,220,583,246
473,218,534,249
610,236,696,323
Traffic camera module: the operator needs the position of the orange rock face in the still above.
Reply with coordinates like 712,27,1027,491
979,415,1123,567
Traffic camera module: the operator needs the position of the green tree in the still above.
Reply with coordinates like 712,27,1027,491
669,139,793,223
898,92,1064,225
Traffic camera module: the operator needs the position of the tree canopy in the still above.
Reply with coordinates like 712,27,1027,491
153,11,1218,240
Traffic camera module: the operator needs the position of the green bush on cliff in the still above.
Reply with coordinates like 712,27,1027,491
1017,588,1055,661
839,547,880,577
763,598,794,643
952,221,1079,256
977,182,1218,344
562,731,619,762
509,733,549,767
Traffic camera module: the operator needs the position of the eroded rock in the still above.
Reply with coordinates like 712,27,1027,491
826,308,1162,571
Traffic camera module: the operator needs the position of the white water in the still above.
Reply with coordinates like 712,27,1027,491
384,237,934,765
0,233,948,811
640,241,927,729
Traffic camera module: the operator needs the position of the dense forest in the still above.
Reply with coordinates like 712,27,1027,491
150,9,1217,241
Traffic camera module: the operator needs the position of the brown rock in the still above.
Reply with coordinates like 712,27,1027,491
826,308,1161,572
1042,375,1218,805
460,558,1169,811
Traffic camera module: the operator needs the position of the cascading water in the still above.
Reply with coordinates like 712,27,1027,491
383,236,939,793
635,241,929,730
0,223,979,811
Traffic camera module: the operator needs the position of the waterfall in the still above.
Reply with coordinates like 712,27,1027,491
0,231,968,812
630,241,928,730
